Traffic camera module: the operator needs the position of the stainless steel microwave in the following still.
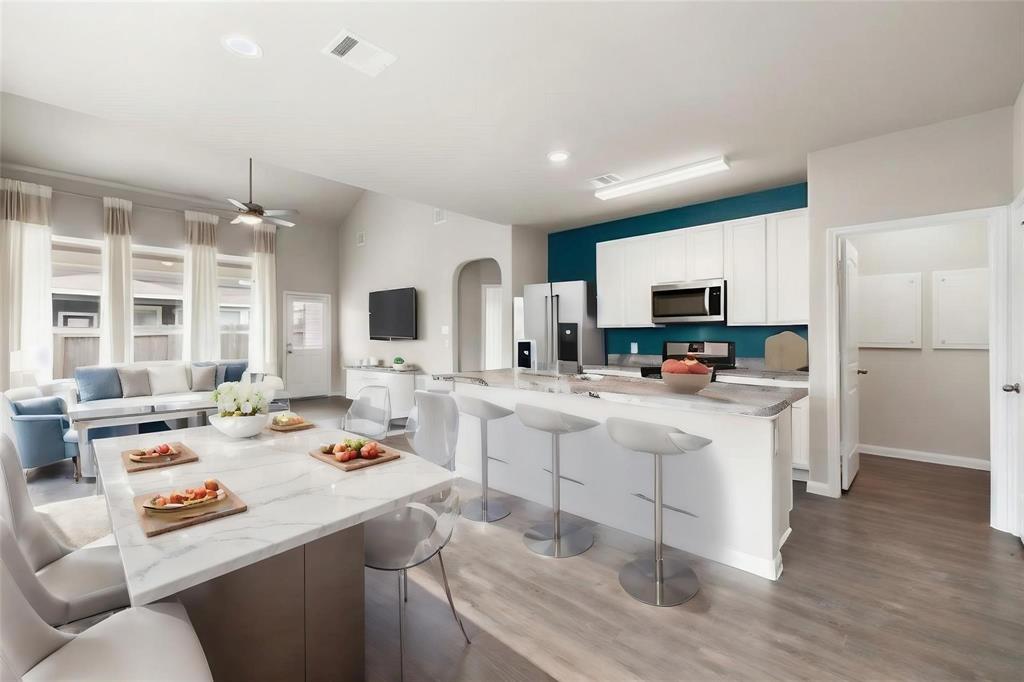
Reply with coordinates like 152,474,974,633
651,278,726,324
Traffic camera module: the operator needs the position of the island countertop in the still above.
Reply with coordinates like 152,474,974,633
437,369,806,418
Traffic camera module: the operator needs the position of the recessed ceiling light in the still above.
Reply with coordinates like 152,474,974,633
594,155,730,200
547,150,570,163
221,34,262,58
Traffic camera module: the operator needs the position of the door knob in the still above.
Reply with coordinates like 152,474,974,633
857,369,868,375
1003,383,1021,394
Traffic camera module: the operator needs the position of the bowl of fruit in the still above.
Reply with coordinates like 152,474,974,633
661,356,713,394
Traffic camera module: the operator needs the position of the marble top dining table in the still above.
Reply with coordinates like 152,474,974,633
94,424,452,606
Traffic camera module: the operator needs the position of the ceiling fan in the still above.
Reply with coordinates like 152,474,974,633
226,158,298,228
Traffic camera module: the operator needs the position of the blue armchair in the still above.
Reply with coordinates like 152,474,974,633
6,396,80,480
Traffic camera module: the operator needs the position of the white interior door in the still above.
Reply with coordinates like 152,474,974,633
482,284,503,370
1012,205,1024,538
839,240,862,490
284,292,330,398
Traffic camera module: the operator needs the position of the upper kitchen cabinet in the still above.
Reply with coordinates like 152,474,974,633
684,223,725,281
651,231,688,284
724,216,767,325
596,240,625,328
766,209,810,324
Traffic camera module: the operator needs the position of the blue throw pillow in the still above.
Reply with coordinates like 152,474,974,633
217,361,248,384
75,367,123,402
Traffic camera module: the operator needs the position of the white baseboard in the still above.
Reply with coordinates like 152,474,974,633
804,480,835,497
858,443,990,471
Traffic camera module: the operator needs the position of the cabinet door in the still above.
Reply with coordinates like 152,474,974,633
623,238,655,327
596,241,625,328
766,210,809,324
651,231,688,284
790,396,809,470
685,224,724,280
723,217,766,326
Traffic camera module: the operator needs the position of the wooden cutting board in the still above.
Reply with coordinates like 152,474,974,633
121,442,199,473
134,483,247,538
268,420,316,432
309,447,401,472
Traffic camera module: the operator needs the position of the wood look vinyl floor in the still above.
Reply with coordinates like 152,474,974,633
26,399,1023,681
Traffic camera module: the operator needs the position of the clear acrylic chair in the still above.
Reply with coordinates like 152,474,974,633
363,390,469,680
343,385,391,439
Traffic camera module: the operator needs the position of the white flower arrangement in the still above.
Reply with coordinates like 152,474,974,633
211,381,270,417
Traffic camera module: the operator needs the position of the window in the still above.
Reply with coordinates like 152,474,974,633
218,258,252,360
289,300,324,350
51,238,102,378
132,249,184,362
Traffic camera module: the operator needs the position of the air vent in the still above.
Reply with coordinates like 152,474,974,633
323,29,397,77
356,231,366,247
433,208,447,225
588,174,622,188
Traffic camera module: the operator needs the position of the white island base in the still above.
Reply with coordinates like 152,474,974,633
450,383,793,580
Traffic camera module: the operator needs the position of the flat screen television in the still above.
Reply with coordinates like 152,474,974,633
368,287,417,340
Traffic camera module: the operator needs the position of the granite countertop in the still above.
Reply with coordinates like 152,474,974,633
441,369,806,418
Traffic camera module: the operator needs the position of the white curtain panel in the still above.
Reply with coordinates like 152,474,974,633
182,211,221,362
0,178,54,389
99,197,134,364
248,223,279,375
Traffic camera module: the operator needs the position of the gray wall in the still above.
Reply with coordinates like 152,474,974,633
806,106,1014,488
848,222,989,461
456,258,502,371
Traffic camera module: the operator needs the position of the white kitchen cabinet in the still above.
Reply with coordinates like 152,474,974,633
685,223,724,281
596,240,625,327
790,396,809,471
623,238,655,327
724,217,767,325
651,231,688,284
766,209,810,324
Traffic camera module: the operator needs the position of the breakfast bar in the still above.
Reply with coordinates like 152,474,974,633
94,424,451,681
445,370,803,580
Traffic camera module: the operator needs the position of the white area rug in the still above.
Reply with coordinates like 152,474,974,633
36,495,111,549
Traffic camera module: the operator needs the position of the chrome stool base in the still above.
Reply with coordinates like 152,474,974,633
618,557,699,607
461,498,510,523
523,522,594,558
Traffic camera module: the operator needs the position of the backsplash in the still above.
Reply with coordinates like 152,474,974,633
547,182,809,360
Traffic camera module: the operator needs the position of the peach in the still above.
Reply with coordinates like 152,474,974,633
687,362,710,375
204,479,219,492
662,359,690,375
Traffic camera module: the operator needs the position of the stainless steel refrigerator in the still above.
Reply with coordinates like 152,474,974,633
520,280,604,374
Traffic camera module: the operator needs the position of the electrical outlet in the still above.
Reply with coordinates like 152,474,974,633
630,341,639,354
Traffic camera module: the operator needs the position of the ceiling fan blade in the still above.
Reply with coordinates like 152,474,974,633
228,198,247,210
264,216,296,228
263,209,298,217
231,216,244,224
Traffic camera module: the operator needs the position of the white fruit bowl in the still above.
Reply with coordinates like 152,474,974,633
209,413,270,439
662,372,712,394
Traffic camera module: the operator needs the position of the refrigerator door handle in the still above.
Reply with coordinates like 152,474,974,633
551,294,560,366
543,294,551,369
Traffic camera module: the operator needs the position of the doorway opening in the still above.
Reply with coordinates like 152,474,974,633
824,205,1018,534
454,258,502,372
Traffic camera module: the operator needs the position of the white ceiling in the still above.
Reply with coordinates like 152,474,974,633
2,2,1022,231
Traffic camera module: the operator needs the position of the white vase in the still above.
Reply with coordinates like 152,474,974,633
209,413,270,439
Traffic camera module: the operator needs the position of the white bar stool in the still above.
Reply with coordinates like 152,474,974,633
514,403,598,558
606,417,711,607
453,395,513,523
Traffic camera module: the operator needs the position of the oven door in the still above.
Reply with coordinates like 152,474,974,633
651,279,725,323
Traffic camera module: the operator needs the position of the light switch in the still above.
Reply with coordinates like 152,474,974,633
630,341,639,354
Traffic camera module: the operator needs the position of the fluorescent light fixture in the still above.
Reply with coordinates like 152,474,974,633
547,150,570,163
222,34,262,58
594,156,730,200
238,214,262,225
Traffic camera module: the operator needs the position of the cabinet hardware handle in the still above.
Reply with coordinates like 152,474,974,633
542,468,584,486
632,493,698,518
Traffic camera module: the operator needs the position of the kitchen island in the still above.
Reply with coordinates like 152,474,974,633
442,369,802,580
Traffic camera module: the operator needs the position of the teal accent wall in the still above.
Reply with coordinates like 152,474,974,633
547,183,809,358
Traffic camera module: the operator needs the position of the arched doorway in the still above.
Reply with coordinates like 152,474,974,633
454,258,502,372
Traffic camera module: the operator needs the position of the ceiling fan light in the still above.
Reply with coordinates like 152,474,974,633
238,214,263,225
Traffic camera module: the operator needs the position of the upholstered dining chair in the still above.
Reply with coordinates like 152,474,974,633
4,389,80,480
363,390,470,680
0,556,213,682
0,434,128,626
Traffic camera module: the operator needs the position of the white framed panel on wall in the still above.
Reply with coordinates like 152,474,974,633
857,272,922,348
933,267,989,349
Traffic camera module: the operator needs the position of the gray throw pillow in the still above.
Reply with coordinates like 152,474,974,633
191,364,217,391
117,368,151,398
